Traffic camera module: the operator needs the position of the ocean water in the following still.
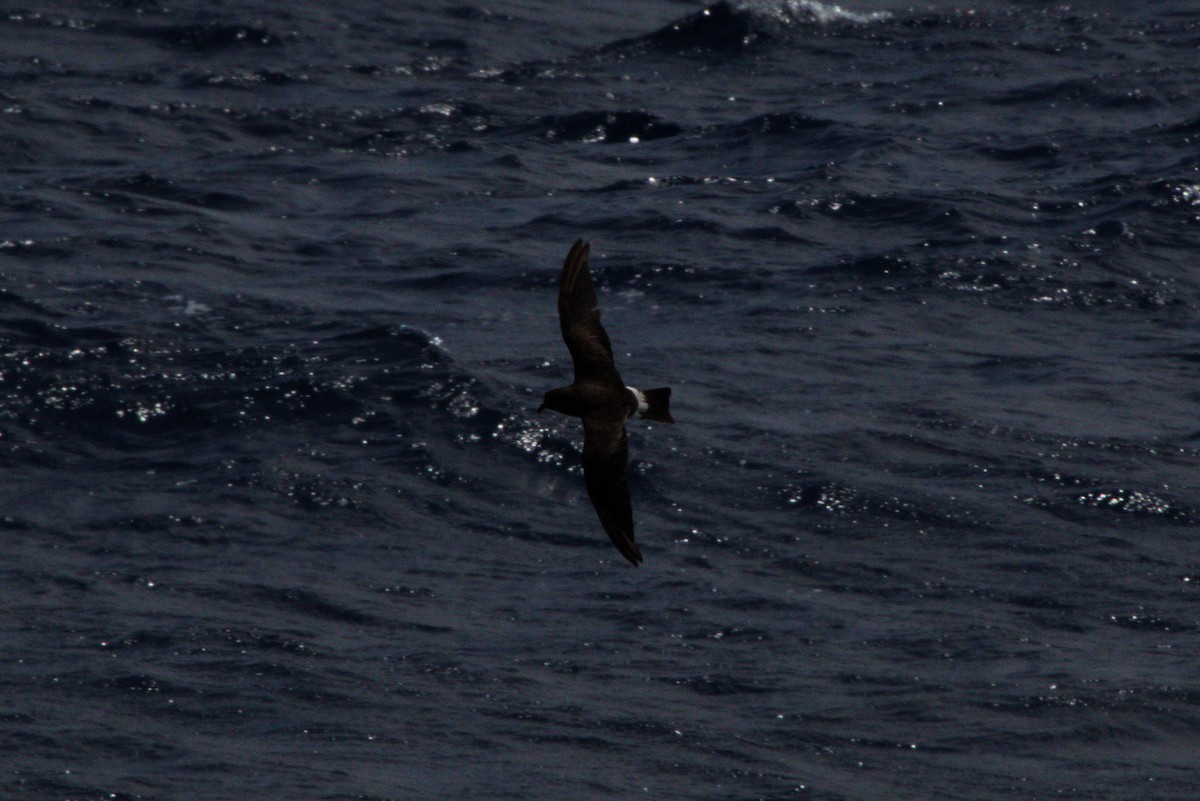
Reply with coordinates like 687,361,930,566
2,1,1199,798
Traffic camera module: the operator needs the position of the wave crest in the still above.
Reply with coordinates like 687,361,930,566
733,0,892,26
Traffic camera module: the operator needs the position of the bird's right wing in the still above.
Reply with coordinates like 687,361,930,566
559,240,620,384
582,414,642,565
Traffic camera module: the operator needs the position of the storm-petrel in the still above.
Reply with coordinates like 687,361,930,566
538,239,674,566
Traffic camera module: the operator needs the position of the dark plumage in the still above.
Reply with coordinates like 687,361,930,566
538,240,674,565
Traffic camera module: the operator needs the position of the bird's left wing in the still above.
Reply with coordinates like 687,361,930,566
582,413,642,565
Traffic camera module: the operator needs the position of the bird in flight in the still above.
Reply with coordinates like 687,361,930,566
538,240,674,565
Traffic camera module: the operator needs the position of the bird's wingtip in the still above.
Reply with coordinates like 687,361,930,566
621,540,644,566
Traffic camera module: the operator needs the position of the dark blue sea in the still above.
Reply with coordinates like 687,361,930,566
3,1,1199,798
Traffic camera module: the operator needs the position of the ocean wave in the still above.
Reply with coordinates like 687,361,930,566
733,0,892,26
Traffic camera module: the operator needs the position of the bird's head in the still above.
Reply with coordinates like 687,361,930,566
538,388,570,415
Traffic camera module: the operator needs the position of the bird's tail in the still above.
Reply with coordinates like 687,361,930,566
638,387,674,424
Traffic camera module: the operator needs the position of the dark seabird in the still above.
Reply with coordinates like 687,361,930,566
538,239,674,565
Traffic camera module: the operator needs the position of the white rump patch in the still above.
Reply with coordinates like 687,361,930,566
626,386,649,416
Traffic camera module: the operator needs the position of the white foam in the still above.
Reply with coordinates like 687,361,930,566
734,0,892,25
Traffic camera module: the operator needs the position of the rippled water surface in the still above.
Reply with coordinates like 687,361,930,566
3,1,1199,799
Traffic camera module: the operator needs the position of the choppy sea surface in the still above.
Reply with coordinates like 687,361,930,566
3,1,1199,798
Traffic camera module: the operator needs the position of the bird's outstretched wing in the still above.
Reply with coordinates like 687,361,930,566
559,239,620,385
582,414,642,565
